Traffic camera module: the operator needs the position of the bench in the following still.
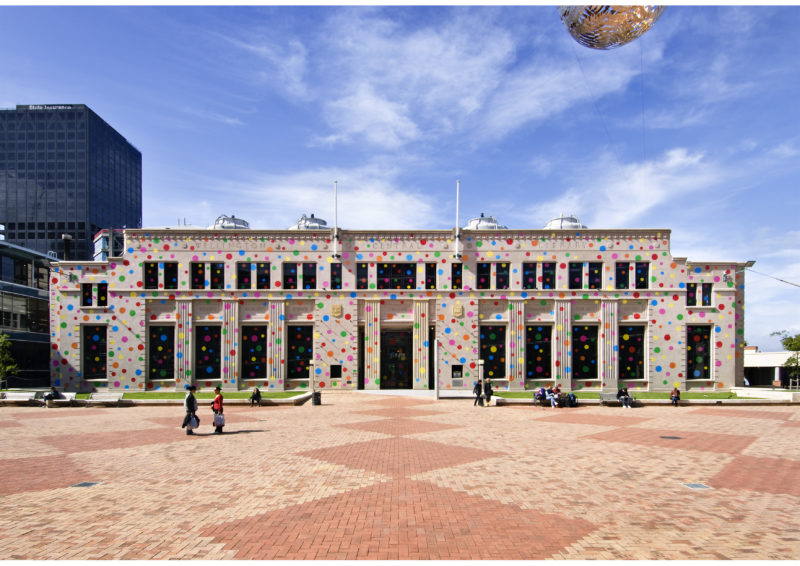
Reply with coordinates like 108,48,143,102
87,391,123,407
2,391,42,406
533,392,568,408
599,392,637,407
45,391,77,407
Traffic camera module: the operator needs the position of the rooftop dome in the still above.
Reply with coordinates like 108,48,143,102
210,214,250,230
288,213,329,230
544,213,587,230
464,213,507,230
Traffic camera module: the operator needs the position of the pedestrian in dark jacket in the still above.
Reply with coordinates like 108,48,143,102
182,385,199,435
483,378,493,407
249,386,262,407
473,379,483,406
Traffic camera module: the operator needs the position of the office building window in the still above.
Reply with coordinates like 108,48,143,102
686,283,697,306
81,283,93,306
283,262,298,289
287,325,313,381
191,262,224,290
97,283,108,307
522,263,537,289
687,325,711,380
377,263,416,290
209,262,224,290
588,262,602,290
451,263,462,290
241,326,267,380
701,283,713,306
476,263,491,290
144,262,159,289
480,325,506,380
82,325,107,380
164,262,178,290
357,263,369,290
425,263,436,290
148,325,175,380
195,325,221,380
635,262,649,289
568,262,583,289
619,325,645,381
191,262,206,290
525,325,552,380
330,263,342,290
572,325,599,380
236,263,251,290
496,262,509,290
541,262,556,289
302,263,317,290
616,262,630,290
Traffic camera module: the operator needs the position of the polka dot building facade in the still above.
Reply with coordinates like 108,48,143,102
49,225,750,394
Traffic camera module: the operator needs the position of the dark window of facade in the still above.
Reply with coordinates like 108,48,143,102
568,262,583,289
496,262,509,290
525,325,551,381
425,262,436,290
164,262,178,290
451,263,462,290
616,262,630,289
82,324,107,380
541,262,556,289
635,262,649,289
191,262,205,290
522,263,537,289
97,283,107,307
572,325,599,381
209,262,224,290
81,283,93,306
237,263,251,290
144,262,159,289
619,325,645,381
588,262,602,290
357,263,369,290
148,325,174,380
195,325,221,380
283,262,297,289
701,283,713,306
686,283,697,306
256,263,270,290
687,325,711,380
302,262,317,289
480,325,506,380
476,263,491,290
377,263,415,290
330,263,342,290
287,325,313,381
241,325,267,380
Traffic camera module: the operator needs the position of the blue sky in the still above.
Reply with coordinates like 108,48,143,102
1,5,799,351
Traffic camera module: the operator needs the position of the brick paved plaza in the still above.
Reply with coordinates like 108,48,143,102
0,394,798,560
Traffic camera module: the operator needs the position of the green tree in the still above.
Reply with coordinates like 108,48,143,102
770,330,800,381
0,333,19,388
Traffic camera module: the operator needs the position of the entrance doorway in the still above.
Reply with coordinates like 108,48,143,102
380,329,412,389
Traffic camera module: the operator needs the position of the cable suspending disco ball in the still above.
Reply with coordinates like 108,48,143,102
559,5,666,50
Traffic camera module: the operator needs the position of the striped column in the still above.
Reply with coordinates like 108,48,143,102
413,300,430,389
601,300,618,390
222,299,237,389
509,299,526,389
175,300,193,387
268,300,285,390
364,300,381,390
555,299,571,386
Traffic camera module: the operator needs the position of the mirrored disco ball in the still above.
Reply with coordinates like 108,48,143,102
559,5,666,50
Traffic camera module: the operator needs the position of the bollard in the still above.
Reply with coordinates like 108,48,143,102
312,391,321,406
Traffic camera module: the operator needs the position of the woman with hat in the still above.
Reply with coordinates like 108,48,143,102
211,386,225,434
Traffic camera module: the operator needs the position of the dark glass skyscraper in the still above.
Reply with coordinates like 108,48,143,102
0,104,141,260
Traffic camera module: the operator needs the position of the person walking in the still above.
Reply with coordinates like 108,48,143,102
473,379,484,406
212,386,225,434
182,385,199,435
483,378,493,407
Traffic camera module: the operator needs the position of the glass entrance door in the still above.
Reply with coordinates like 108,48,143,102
380,329,413,389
